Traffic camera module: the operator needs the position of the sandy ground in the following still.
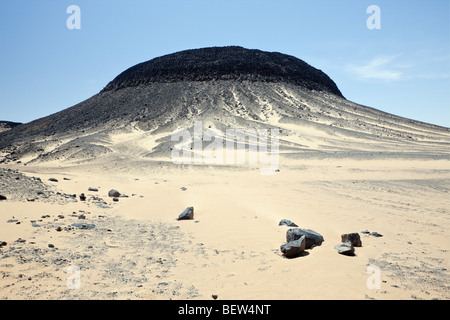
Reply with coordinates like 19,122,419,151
1,156,448,300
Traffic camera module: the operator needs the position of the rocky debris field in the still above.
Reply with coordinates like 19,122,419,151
0,168,74,204
0,209,201,300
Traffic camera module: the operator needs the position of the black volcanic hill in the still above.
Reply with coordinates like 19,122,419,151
102,46,344,97
1,46,448,165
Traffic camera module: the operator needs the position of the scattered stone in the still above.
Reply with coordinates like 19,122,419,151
361,230,370,234
280,236,306,258
16,238,26,243
71,223,95,230
56,226,62,232
286,228,324,249
63,177,71,181
113,197,119,202
278,219,298,227
177,207,194,220
212,295,218,300
341,233,362,247
88,187,99,192
7,219,18,223
108,189,121,197
370,232,383,237
180,187,187,191
0,241,7,248
335,242,355,256
78,214,86,220
0,195,7,201
57,215,65,219
41,215,51,219
48,244,55,248
48,178,58,182
79,193,86,201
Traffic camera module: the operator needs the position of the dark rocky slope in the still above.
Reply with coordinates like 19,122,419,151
0,121,22,133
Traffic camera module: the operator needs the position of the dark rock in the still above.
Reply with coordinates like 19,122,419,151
48,244,55,248
48,178,58,182
78,214,86,219
56,226,62,232
113,197,119,202
341,233,362,247
71,223,95,230
280,236,306,258
57,215,65,219
278,219,298,227
177,207,194,220
286,228,324,249
370,232,383,237
79,193,86,201
88,187,98,192
361,230,370,234
108,189,121,197
180,187,187,191
212,295,218,300
0,241,7,248
0,195,7,201
335,242,355,256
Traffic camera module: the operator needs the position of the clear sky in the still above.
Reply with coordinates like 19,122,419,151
0,0,449,127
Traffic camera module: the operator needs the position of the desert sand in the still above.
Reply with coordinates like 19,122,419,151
1,152,448,300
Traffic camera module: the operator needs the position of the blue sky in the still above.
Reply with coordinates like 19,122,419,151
0,0,449,127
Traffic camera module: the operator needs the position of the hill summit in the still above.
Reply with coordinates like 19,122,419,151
102,46,344,97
